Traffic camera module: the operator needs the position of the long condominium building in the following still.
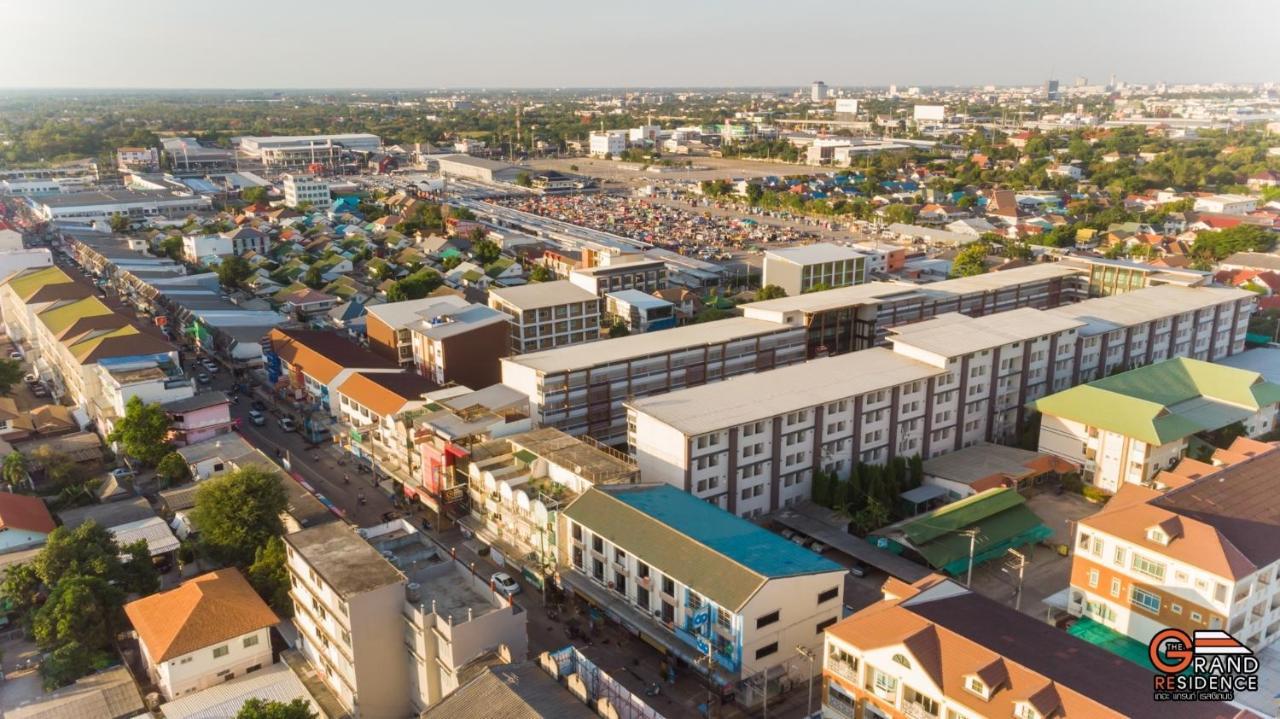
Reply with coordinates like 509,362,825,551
501,317,808,446
628,285,1255,517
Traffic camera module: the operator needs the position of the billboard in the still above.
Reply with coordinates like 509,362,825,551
913,104,947,122
835,99,860,115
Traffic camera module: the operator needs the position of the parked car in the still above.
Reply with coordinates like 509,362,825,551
278,417,296,432
201,359,219,373
110,467,135,480
807,540,829,554
248,409,266,426
251,400,266,412
848,561,868,578
22,372,37,383
30,383,48,398
491,572,521,596
7,350,21,360
789,534,809,546
196,373,211,384
779,528,797,541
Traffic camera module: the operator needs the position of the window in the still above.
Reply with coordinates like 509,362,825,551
1131,554,1166,580
756,610,780,629
1171,603,1183,615
661,576,675,596
1131,586,1161,614
1111,578,1122,598
965,676,986,697
892,653,912,669
816,616,837,633
1088,569,1099,588
755,642,778,660
572,524,582,541
1015,704,1040,719
243,635,259,648
212,645,229,659
1113,546,1126,566
1191,611,1203,623
818,587,838,604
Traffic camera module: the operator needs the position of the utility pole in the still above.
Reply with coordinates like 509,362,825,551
961,528,980,587
795,646,816,719
1006,548,1028,611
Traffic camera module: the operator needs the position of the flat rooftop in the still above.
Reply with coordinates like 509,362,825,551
606,288,672,310
741,280,926,317
889,308,1085,357
917,261,1082,295
765,242,865,265
489,280,598,311
628,347,944,436
38,189,201,207
1046,284,1250,335
286,522,403,597
510,427,636,483
503,317,798,375
922,442,1058,486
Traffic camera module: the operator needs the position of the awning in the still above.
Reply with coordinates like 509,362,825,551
900,485,947,504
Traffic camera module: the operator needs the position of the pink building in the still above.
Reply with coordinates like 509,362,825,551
163,392,234,446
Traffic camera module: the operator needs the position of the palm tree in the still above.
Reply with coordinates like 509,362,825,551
2,451,28,491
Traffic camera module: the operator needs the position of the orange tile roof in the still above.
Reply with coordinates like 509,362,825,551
0,493,55,534
124,569,278,662
336,371,430,416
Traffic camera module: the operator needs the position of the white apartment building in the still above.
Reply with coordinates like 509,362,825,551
488,280,602,354
181,233,233,263
285,521,412,718
94,358,194,436
116,146,159,168
560,484,845,707
124,570,277,701
589,130,627,158
627,348,945,517
501,317,808,446
568,257,667,297
1193,193,1258,215
1069,446,1280,652
237,133,382,170
282,174,331,210
762,243,867,296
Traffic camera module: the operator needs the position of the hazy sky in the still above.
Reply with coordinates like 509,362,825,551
7,0,1279,89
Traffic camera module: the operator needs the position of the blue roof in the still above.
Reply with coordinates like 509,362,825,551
611,485,842,578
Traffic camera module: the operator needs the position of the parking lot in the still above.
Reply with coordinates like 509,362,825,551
967,491,1099,619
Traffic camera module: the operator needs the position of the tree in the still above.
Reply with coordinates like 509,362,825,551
303,265,324,289
107,396,172,466
472,239,501,265
236,698,319,719
693,307,731,323
192,466,287,566
216,255,253,289
850,497,890,536
154,451,190,488
39,639,113,691
607,319,630,338
0,358,22,395
949,242,991,278
756,284,787,301
880,204,918,225
247,537,292,617
514,171,532,188
241,186,268,204
159,235,183,261
385,282,407,302
529,264,554,282
2,450,27,490
802,282,832,294
108,215,130,233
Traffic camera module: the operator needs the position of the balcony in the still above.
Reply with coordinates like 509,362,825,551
904,701,938,719
827,660,858,684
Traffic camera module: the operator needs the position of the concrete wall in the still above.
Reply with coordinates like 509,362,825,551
152,627,272,700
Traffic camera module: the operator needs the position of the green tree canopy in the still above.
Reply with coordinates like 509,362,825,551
949,242,992,278
236,698,319,719
0,358,23,395
107,395,172,466
216,254,253,289
247,536,292,617
191,466,287,566
756,284,787,301
2,450,27,490
472,239,501,265
108,215,130,233
154,451,191,487
241,186,268,204
529,264,554,282
607,319,630,338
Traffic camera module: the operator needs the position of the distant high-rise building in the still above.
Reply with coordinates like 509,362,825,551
1044,79,1060,100
1074,76,1088,87
888,84,898,98
811,80,828,102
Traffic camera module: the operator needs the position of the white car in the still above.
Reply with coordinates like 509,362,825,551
491,572,521,596
278,417,297,432
248,409,266,426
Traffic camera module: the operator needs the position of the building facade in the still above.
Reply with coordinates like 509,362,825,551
762,244,867,296
488,281,602,354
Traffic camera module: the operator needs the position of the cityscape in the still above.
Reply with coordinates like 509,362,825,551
1,3,1280,719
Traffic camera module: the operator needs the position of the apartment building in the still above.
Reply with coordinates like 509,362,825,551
285,522,412,718
888,309,1086,446
588,130,627,158
365,296,509,388
93,357,195,436
1069,446,1280,652
282,173,331,210
463,427,636,582
180,233,232,264
568,257,667,297
559,484,845,708
740,262,1086,356
1034,357,1280,493
762,243,868,296
605,289,676,333
501,317,808,445
822,574,1247,719
1046,284,1253,383
627,348,945,517
161,392,234,446
333,370,438,482
124,570,278,701
488,281,602,354
116,146,158,169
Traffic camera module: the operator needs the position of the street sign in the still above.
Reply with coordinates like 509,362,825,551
695,636,710,654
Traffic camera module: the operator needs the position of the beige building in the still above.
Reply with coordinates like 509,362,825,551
124,570,277,701
762,243,867,296
488,281,602,354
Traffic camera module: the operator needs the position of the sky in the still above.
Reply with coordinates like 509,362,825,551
6,0,1279,90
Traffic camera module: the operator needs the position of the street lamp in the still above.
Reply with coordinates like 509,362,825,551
795,645,816,719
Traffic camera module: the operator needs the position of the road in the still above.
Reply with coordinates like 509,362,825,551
212,368,816,718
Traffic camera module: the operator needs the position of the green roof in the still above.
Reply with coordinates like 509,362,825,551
462,270,483,283
38,297,114,335
8,266,73,299
901,488,1026,545
889,488,1050,575
1032,357,1280,445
